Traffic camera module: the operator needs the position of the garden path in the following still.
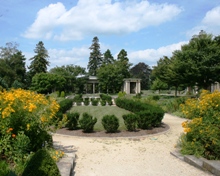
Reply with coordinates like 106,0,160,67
53,114,212,176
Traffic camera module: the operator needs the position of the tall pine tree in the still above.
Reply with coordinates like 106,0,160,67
28,41,50,78
87,36,102,76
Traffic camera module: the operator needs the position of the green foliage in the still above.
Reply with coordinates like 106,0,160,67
65,112,80,130
58,99,73,113
73,94,83,103
133,93,142,99
122,114,137,131
88,36,102,76
136,111,152,129
116,98,165,129
118,91,126,98
100,94,112,105
101,115,119,133
0,160,10,176
83,100,90,106
91,99,99,106
56,91,60,97
129,62,151,90
163,96,187,113
60,91,65,98
79,113,97,133
22,149,61,176
100,100,106,106
28,41,49,78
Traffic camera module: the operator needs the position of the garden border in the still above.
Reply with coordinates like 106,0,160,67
170,150,220,176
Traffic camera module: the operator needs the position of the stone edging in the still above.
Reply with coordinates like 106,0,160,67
170,150,220,176
56,152,76,176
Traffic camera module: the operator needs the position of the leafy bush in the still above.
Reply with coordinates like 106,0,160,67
22,149,60,176
60,91,65,98
92,99,99,106
73,94,83,103
83,100,90,106
102,115,119,133
100,100,106,106
118,91,126,98
133,93,142,99
180,90,220,160
0,160,10,176
79,113,97,133
65,112,80,130
164,96,187,113
58,99,73,113
0,89,60,164
122,114,137,131
100,94,112,102
136,111,153,129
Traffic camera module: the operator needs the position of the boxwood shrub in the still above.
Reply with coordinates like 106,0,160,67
65,112,80,130
122,114,137,131
58,99,73,113
79,113,97,133
116,98,165,128
102,115,119,133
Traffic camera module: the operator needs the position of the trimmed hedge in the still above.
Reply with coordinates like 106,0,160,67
116,98,164,129
100,94,112,105
58,99,73,113
102,115,119,133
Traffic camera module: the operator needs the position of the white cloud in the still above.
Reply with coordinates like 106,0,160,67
23,0,182,41
187,6,220,37
128,41,188,67
48,46,89,69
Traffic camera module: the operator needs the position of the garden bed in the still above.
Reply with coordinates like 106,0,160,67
56,122,169,137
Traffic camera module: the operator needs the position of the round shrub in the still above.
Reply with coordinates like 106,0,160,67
136,111,153,129
58,99,73,113
79,113,97,133
60,91,65,98
92,99,99,106
22,149,60,176
123,114,137,131
65,112,80,130
102,115,119,133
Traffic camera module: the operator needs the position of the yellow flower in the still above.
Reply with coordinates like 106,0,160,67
26,124,30,131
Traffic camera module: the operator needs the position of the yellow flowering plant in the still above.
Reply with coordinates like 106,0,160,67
0,89,60,163
180,90,220,159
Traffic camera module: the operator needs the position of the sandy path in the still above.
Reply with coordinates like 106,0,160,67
53,114,212,176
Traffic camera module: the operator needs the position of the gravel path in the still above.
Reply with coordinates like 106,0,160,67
53,113,213,176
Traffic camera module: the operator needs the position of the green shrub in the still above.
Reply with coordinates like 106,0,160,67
100,100,106,106
79,113,97,133
91,99,99,106
117,91,126,98
65,112,80,130
60,91,65,98
152,95,160,101
102,115,119,133
136,111,153,129
133,93,142,99
22,149,60,176
83,100,90,106
0,160,10,176
56,91,60,97
122,114,137,131
73,94,83,103
100,94,112,102
58,99,73,113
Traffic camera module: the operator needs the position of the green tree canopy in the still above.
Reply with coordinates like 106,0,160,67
102,49,115,65
130,62,152,90
87,36,102,76
31,73,66,94
28,41,50,78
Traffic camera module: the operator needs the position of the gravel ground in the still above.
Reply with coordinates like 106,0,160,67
53,113,213,176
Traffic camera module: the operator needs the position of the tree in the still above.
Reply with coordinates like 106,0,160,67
87,36,102,76
50,64,86,93
0,42,26,88
116,49,131,78
28,41,50,78
174,31,220,90
31,73,66,94
102,49,115,65
151,78,168,94
130,62,152,90
152,56,183,96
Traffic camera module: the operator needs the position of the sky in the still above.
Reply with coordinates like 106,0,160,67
0,0,220,70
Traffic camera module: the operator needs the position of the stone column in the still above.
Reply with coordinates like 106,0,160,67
93,83,95,94
127,81,130,94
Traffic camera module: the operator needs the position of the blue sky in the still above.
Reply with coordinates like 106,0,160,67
0,0,220,70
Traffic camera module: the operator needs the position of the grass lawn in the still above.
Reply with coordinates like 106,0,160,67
69,106,131,131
